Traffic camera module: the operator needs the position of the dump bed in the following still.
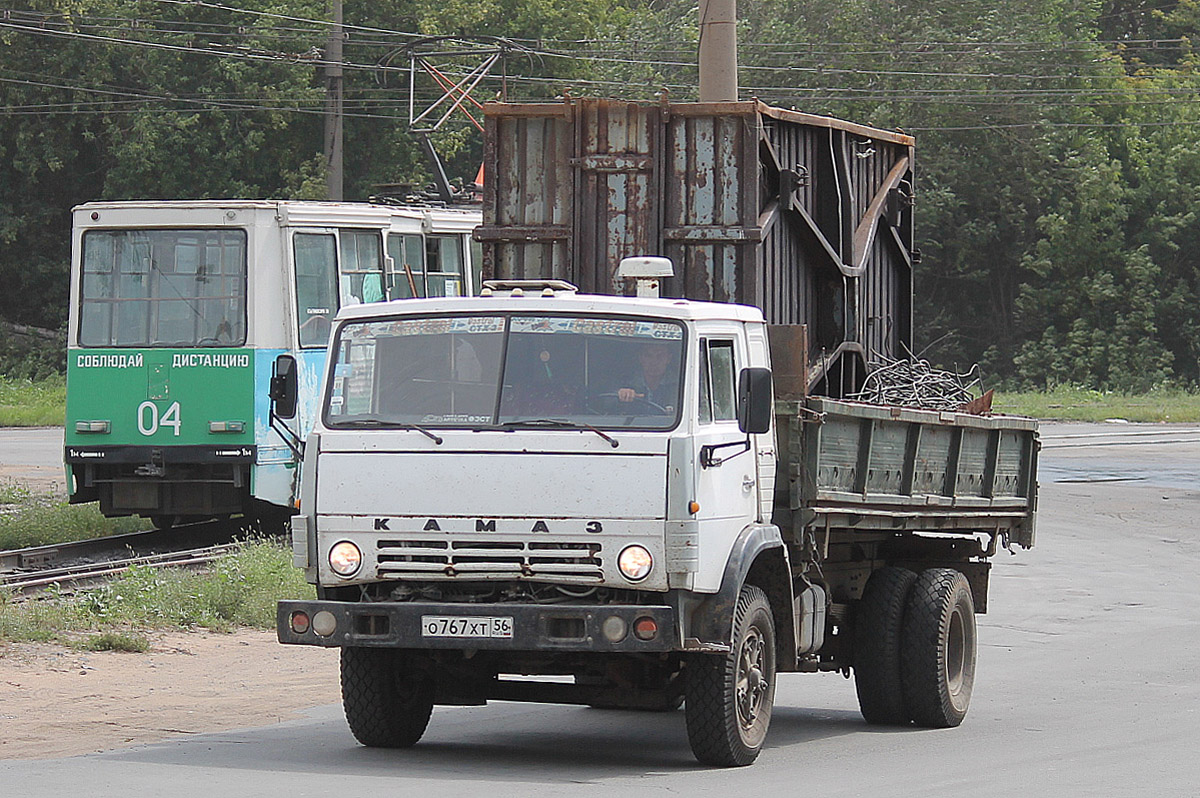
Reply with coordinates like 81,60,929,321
775,397,1038,548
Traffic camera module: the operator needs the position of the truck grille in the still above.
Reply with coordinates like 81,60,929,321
375,539,604,581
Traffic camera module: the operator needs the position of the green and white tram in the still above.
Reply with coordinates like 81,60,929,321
64,200,482,528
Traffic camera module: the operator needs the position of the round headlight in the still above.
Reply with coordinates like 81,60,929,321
329,541,362,577
618,545,653,582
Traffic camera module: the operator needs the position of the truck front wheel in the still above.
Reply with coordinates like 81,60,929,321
340,647,435,747
685,584,776,767
900,569,977,728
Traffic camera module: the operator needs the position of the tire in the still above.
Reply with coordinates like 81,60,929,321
853,566,918,725
340,647,435,748
900,568,977,728
685,584,776,767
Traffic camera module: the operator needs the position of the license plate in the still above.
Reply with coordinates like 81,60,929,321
421,615,514,639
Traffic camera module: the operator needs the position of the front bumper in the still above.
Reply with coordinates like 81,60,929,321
277,599,678,652
65,444,257,465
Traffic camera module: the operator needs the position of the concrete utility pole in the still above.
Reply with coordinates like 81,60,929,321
698,0,738,102
324,0,344,201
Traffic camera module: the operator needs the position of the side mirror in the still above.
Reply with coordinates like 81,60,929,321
270,355,298,420
737,367,773,435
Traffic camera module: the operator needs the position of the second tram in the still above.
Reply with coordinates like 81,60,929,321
64,200,482,528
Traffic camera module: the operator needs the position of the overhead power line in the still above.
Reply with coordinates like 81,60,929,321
146,0,423,39
6,13,1200,85
8,8,1200,132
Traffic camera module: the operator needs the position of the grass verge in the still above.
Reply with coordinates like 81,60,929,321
0,375,65,426
993,386,1200,422
0,540,315,646
0,481,149,551
79,631,151,652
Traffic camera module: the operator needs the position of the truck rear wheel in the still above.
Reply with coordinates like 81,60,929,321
853,566,918,725
340,647,434,748
685,584,776,767
900,568,977,728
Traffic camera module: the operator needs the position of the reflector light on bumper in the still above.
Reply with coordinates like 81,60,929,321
289,611,310,634
633,616,659,640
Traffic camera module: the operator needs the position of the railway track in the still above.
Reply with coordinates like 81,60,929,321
0,518,259,596
0,543,242,592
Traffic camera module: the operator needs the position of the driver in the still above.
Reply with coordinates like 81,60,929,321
617,340,679,413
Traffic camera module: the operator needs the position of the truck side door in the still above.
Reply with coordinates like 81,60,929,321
692,325,759,591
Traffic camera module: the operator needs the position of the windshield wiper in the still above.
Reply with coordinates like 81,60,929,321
335,418,443,444
501,419,619,448
399,423,443,444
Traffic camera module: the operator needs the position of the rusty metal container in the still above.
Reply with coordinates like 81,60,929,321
475,98,916,396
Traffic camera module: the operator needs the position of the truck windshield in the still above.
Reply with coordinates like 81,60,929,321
326,313,685,430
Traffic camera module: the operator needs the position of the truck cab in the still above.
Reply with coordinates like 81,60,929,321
280,285,789,760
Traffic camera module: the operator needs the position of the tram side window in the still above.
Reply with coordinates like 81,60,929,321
338,230,384,307
295,233,338,348
469,237,483,297
425,235,464,297
386,233,425,299
79,229,247,348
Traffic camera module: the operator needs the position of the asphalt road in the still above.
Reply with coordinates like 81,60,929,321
2,423,1199,796
0,426,64,492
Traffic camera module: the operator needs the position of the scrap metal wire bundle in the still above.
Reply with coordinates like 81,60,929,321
849,352,984,410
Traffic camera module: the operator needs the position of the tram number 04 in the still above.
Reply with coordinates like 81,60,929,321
137,401,182,436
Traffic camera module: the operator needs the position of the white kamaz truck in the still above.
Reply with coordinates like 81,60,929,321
274,266,1037,767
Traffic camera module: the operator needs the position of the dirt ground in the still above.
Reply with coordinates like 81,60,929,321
0,629,340,760
0,464,64,496
0,431,341,762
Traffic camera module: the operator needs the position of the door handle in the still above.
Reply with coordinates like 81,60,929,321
742,475,756,492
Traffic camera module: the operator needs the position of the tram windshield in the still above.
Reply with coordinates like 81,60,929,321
326,314,686,431
79,229,247,347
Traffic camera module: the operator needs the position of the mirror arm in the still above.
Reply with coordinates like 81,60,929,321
269,408,305,460
700,436,752,468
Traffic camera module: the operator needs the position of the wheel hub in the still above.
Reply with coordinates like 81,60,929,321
736,629,769,728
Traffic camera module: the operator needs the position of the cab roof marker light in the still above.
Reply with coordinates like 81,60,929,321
480,280,578,296
209,421,246,433
75,420,111,434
